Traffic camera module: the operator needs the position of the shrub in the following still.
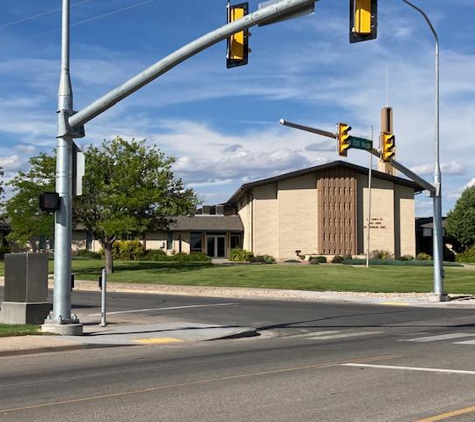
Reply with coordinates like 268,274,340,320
372,250,394,260
141,250,210,262
416,252,432,261
343,254,353,260
0,245,11,260
252,254,275,264
284,259,301,264
314,256,327,263
113,240,146,261
455,245,475,263
331,255,344,264
142,249,168,261
76,249,101,259
170,252,211,262
398,254,415,261
229,248,254,262
308,257,320,265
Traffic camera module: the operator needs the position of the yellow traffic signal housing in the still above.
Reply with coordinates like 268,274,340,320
350,0,377,43
227,2,249,68
381,132,395,162
338,123,352,157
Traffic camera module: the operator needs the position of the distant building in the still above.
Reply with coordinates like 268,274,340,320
226,161,423,260
13,161,427,261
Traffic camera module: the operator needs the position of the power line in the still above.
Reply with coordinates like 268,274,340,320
22,0,155,40
0,0,93,30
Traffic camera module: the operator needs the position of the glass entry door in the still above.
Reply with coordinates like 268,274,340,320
206,235,226,258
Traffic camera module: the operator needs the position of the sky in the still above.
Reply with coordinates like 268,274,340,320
0,0,473,217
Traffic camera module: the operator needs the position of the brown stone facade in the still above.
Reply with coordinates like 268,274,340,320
317,167,357,255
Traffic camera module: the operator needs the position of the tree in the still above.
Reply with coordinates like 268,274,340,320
4,154,56,251
74,137,198,273
445,186,475,250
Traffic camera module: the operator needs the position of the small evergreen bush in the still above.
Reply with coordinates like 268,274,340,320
252,254,276,264
372,250,394,259
416,252,432,261
331,255,344,264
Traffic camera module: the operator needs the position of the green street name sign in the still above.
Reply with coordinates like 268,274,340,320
348,136,373,151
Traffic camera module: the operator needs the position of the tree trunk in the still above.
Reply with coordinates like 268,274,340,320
104,244,114,274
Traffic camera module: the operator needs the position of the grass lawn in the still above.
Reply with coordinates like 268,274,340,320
0,324,43,337
1,259,474,294
69,259,475,294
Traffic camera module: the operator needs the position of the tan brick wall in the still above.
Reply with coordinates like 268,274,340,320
253,183,279,257
361,176,396,255
237,196,252,251
278,174,318,259
395,185,416,257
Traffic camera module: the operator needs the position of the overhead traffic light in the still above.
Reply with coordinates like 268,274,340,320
226,2,249,68
350,0,377,43
381,132,395,162
338,123,352,157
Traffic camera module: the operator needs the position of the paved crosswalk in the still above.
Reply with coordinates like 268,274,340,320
300,329,475,345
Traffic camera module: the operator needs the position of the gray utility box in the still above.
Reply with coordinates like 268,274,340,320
0,253,51,325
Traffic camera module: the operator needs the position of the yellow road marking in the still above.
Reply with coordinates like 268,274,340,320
380,302,411,306
134,338,183,344
416,404,475,421
0,353,405,414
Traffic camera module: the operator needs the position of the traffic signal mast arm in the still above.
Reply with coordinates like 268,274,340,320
368,147,436,194
279,118,436,194
68,0,317,131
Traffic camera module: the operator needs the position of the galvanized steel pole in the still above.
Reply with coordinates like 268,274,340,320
44,0,317,334
42,0,83,335
402,0,446,300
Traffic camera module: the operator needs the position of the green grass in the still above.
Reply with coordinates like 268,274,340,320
1,259,474,294
0,324,43,337
69,259,475,294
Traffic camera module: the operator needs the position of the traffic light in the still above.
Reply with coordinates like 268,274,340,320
226,2,249,68
338,123,352,157
381,132,395,162
350,0,377,43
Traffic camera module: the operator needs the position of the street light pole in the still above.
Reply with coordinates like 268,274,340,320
42,0,83,335
402,0,446,300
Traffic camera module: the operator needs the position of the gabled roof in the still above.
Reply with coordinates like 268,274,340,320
227,160,425,205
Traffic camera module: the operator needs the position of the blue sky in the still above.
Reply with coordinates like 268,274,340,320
0,0,473,216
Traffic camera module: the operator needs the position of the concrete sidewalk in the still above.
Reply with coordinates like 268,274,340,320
0,321,257,357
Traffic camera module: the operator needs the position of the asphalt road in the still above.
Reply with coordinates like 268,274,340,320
1,289,475,421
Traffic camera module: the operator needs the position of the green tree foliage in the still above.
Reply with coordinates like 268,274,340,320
75,137,198,273
445,186,475,250
4,154,56,251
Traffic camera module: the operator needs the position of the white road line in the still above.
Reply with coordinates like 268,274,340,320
307,331,382,340
342,363,475,376
454,339,475,345
89,303,238,316
403,333,475,342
